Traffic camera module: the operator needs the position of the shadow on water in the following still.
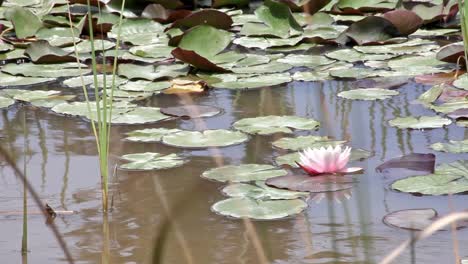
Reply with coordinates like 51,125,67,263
1,80,468,263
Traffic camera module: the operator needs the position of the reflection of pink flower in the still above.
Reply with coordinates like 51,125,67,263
296,146,362,176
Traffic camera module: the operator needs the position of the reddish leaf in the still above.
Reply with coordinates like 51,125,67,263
414,71,461,85
142,4,191,23
266,174,355,193
171,9,233,30
382,9,423,36
171,47,231,72
436,42,465,64
376,153,435,175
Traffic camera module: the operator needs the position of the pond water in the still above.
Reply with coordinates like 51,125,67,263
0,79,467,263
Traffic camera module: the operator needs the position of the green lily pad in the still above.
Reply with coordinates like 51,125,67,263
0,41,13,53
276,54,335,68
353,39,438,55
275,148,371,168
109,18,167,45
430,139,468,153
272,135,345,151
388,116,452,129
338,88,399,100
202,164,287,183
62,39,116,53
178,25,232,59
231,61,292,74
1,62,91,78
4,6,42,38
161,129,249,148
211,197,307,220
119,152,187,170
387,55,450,75
326,48,397,63
63,74,128,88
233,115,320,135
125,128,182,142
222,181,309,200
253,0,303,38
161,105,222,118
329,68,393,79
25,40,75,63
128,44,173,59
0,72,54,87
429,100,468,114
233,36,303,49
119,80,171,92
0,48,27,61
292,62,353,81
117,63,189,81
391,160,468,195
417,85,443,105
0,96,15,108
336,16,400,46
212,73,291,89
453,74,468,90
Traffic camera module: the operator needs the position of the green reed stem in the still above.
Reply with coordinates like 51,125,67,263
458,0,468,66
21,110,27,255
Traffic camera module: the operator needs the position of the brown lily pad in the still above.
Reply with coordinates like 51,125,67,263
160,105,222,118
376,153,435,176
142,4,191,23
265,174,355,193
171,9,233,30
436,42,465,65
336,16,400,45
382,9,423,36
171,48,231,72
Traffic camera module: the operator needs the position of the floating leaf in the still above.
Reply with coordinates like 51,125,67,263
353,39,438,55
4,6,42,38
202,164,287,183
391,160,468,195
336,16,400,46
120,152,187,170
119,80,170,92
1,62,91,78
388,116,452,129
277,54,335,68
376,153,435,174
222,181,309,200
233,115,320,135
161,105,222,118
453,74,468,91
161,129,248,148
117,63,189,81
128,44,173,60
125,128,182,142
338,88,399,100
253,0,303,38
417,85,443,105
62,39,115,53
63,74,128,88
0,96,15,108
381,9,423,36
383,209,438,231
25,40,75,63
436,42,464,64
171,9,233,30
272,135,345,151
326,48,397,63
429,100,468,114
431,140,468,153
0,72,54,87
211,197,307,220
109,18,167,45
266,174,354,192
233,36,303,49
163,79,208,94
212,73,291,89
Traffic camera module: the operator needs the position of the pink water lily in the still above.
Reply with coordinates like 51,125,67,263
296,146,362,176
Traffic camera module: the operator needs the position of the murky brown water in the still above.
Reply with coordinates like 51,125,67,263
1,80,468,263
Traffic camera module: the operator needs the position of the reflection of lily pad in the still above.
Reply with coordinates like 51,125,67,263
233,115,320,135
266,174,354,192
211,197,307,220
391,160,468,195
338,88,399,100
383,209,438,231
272,135,344,151
161,129,248,148
202,164,287,183
120,152,187,170
125,128,182,142
222,181,309,200
389,116,452,129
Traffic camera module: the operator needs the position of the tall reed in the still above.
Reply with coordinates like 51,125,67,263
67,0,125,212
458,0,468,66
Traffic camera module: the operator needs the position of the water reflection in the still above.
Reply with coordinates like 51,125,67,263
0,80,467,263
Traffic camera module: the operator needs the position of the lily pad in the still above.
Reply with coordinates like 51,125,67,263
272,135,345,151
233,115,320,135
161,105,222,118
211,197,307,220
336,16,400,46
453,74,468,91
171,9,233,30
212,73,291,89
253,0,303,38
222,181,309,200
161,129,248,148
265,174,354,192
117,63,189,81
25,40,75,63
128,44,173,60
388,116,452,129
119,80,170,92
125,128,182,142
383,209,438,231
431,140,468,153
109,18,167,45
233,36,303,49
4,6,42,38
0,72,54,87
63,74,128,88
417,85,443,105
326,48,397,63
391,160,468,195
202,164,287,183
1,62,91,78
119,152,187,170
277,54,335,68
338,88,399,100
353,39,438,55
0,96,15,108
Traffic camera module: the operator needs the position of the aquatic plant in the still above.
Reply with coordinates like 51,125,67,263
459,0,468,66
296,146,362,176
